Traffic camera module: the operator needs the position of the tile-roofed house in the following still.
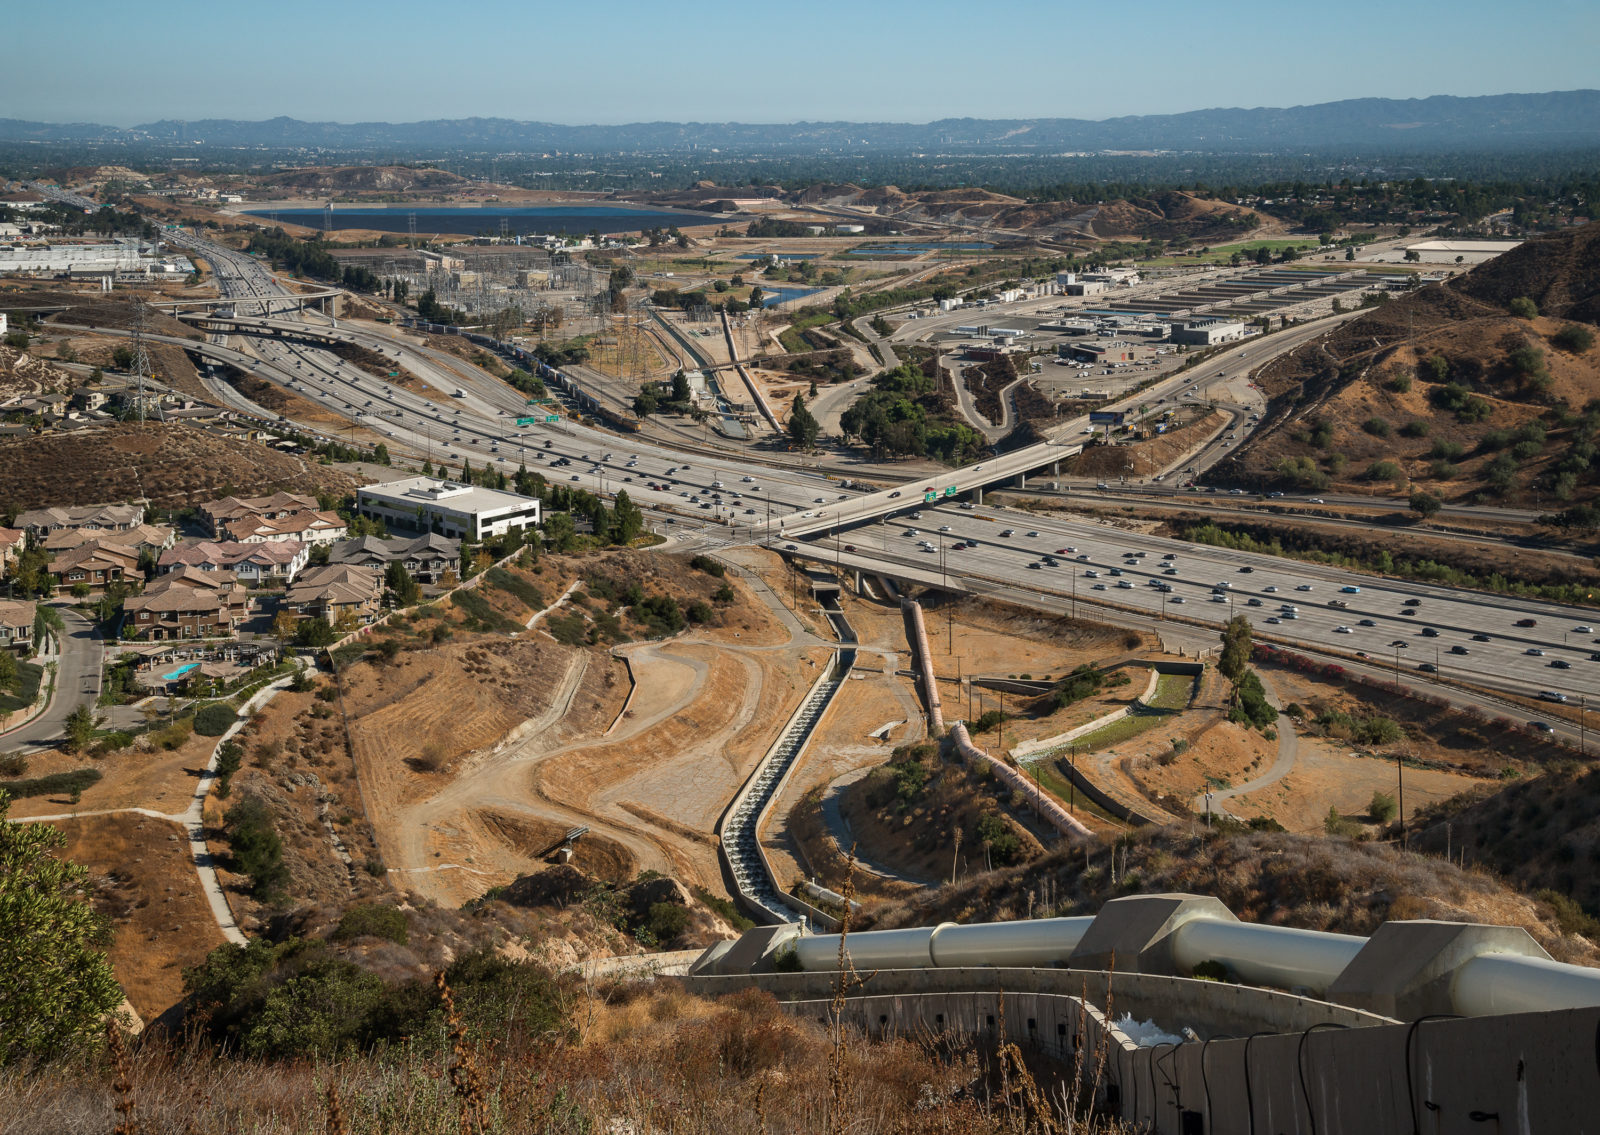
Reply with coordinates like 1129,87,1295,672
284,563,382,625
0,599,34,650
15,501,145,536
42,523,175,556
156,566,250,620
0,527,25,577
123,578,233,641
48,540,141,594
219,509,348,546
199,492,319,536
327,532,459,583
158,539,307,586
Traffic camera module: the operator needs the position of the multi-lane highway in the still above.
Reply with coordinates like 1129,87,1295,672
95,224,1600,713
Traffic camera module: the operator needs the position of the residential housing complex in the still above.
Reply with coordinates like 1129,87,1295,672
0,599,34,651
15,501,144,536
354,477,541,542
158,540,308,586
284,563,383,625
327,533,459,583
48,540,140,594
123,568,249,640
200,492,347,545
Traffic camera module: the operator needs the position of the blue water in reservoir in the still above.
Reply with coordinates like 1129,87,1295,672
759,286,824,307
245,205,720,236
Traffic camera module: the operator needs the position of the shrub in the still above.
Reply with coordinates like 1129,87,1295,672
1400,420,1430,438
1387,373,1413,393
1364,460,1403,482
1362,417,1392,438
1551,324,1594,353
1428,439,1464,460
193,703,239,737
1,768,101,799
214,740,244,798
1369,791,1399,823
644,901,691,945
225,794,288,898
332,903,409,945
0,752,27,778
688,554,726,578
1509,296,1538,319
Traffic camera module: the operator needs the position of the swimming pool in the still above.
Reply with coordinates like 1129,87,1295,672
162,662,200,681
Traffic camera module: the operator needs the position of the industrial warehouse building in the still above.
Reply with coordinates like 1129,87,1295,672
1169,318,1246,345
355,477,541,542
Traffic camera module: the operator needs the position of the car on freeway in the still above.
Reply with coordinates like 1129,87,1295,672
1170,596,1186,604
1470,633,1491,642
1026,531,1040,538
1550,660,1572,669
1295,584,1314,592
1163,567,1179,575
889,491,901,498
1340,586,1361,594
1117,580,1134,589
1403,598,1421,607
1516,618,1537,627
1590,652,1600,662
1540,691,1568,703
1449,645,1470,655
1417,663,1438,673
1246,598,1263,607
1238,566,1254,573
939,525,952,532
1530,720,1556,734
1335,626,1352,634
1057,547,1075,555
1526,648,1546,656
1027,562,1041,570
1359,619,1377,627
843,545,856,553
1092,583,1108,591
1000,529,1015,538
1576,625,1595,634
1084,569,1099,578
1420,627,1439,637
784,544,798,551
1265,616,1281,624
1263,585,1279,593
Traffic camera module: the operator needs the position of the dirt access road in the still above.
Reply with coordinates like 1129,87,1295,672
384,559,836,909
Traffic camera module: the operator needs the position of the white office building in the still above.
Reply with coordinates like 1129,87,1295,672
355,477,541,542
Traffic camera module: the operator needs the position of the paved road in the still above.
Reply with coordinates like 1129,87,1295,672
2,606,101,752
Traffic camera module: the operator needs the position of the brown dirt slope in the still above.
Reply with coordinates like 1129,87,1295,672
0,422,359,510
258,166,470,194
1410,761,1600,924
1215,221,1600,503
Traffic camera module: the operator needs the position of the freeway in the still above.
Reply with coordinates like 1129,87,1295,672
787,494,1600,707
147,228,1600,711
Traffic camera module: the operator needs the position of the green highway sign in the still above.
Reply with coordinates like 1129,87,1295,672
943,486,958,497
544,415,560,424
516,416,539,426
924,492,938,503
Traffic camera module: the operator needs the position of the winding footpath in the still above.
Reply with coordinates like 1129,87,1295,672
18,666,307,947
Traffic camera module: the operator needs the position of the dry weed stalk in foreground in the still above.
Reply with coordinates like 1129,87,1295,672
106,1023,137,1135
827,849,868,1135
436,969,489,1134
323,1081,350,1135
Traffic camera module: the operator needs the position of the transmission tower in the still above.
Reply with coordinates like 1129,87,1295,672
408,212,418,248
129,298,158,424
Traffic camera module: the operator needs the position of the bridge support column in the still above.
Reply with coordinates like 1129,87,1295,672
854,570,864,596
1017,474,1027,489
975,488,983,505
1053,461,1060,476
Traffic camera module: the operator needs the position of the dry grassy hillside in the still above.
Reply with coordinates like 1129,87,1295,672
0,422,359,510
1216,222,1600,504
867,826,1600,967
257,165,470,193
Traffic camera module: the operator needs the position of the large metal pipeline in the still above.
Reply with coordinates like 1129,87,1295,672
1169,918,1367,994
1452,953,1600,1016
901,599,944,733
950,722,1093,840
794,916,1094,972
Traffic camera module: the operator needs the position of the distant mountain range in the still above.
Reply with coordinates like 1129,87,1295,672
3,91,1598,152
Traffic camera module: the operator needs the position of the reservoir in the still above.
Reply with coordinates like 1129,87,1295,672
244,205,722,237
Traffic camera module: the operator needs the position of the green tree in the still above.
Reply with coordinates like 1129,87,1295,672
63,704,101,754
1409,490,1443,519
225,795,288,898
1509,296,1538,320
787,393,820,450
0,793,123,1062
1219,615,1253,691
384,561,420,606
1369,791,1399,823
611,490,644,544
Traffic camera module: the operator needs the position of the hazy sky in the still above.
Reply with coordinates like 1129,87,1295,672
11,0,1598,125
